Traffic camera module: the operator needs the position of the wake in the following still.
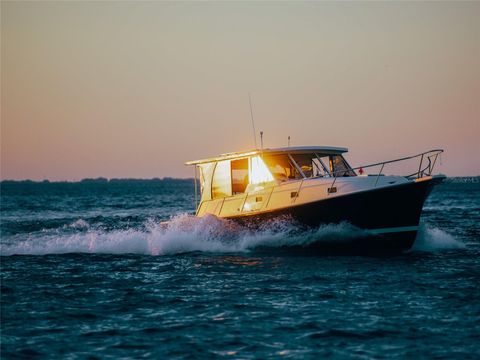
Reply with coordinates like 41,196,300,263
0,213,464,256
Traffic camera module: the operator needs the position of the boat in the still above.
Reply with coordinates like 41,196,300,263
185,146,445,253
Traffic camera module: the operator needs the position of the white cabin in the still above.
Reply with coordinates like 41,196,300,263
186,146,407,218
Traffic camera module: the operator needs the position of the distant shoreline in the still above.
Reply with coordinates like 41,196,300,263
0,178,195,185
1,176,478,185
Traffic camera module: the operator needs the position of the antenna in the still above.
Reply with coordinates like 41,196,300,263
248,93,257,149
260,131,264,151
288,136,290,147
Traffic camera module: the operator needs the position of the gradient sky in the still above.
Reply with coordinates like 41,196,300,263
2,1,479,180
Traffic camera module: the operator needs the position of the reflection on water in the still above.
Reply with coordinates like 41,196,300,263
198,256,267,267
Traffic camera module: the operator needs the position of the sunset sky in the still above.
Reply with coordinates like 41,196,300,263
2,1,479,180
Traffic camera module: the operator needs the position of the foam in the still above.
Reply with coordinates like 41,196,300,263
0,214,464,256
411,225,465,252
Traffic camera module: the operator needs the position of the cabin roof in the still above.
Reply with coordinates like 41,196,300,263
185,146,348,165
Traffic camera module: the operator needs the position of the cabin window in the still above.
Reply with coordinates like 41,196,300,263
313,154,331,177
231,158,249,194
212,160,232,199
263,155,302,182
329,155,356,177
198,162,215,201
249,156,274,184
291,154,317,178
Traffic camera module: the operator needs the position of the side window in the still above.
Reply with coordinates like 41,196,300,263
198,162,216,200
263,155,302,182
314,155,331,177
291,154,314,178
231,158,249,194
249,156,274,184
212,160,232,199
329,155,356,177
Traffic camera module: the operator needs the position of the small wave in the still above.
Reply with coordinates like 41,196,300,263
411,225,465,252
67,219,90,229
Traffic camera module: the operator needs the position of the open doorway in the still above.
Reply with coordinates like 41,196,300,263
231,158,249,194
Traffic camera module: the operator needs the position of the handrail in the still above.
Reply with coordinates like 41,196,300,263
349,149,443,174
326,149,444,193
292,179,304,203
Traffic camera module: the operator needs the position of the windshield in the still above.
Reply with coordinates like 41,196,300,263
290,153,356,178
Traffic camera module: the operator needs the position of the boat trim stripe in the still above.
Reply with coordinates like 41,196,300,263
368,225,419,234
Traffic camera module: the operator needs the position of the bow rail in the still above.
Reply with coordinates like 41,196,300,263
329,149,444,190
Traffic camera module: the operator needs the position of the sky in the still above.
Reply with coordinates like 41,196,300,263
2,1,479,180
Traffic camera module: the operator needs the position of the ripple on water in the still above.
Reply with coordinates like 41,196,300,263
1,180,479,358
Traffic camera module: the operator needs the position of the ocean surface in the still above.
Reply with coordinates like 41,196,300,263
1,178,479,359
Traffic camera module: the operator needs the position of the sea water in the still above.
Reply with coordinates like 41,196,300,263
1,178,479,358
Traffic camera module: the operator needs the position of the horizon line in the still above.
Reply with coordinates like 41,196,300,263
1,175,479,184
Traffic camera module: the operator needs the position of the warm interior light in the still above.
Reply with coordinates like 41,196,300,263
249,156,274,184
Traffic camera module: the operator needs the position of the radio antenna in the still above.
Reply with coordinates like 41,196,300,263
248,93,258,149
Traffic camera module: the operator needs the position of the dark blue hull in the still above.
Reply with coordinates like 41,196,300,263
229,177,443,253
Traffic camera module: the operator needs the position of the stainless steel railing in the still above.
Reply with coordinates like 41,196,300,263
328,149,444,190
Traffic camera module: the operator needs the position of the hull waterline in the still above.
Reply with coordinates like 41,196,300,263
225,177,443,253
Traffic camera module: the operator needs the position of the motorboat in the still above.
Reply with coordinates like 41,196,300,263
185,146,444,252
